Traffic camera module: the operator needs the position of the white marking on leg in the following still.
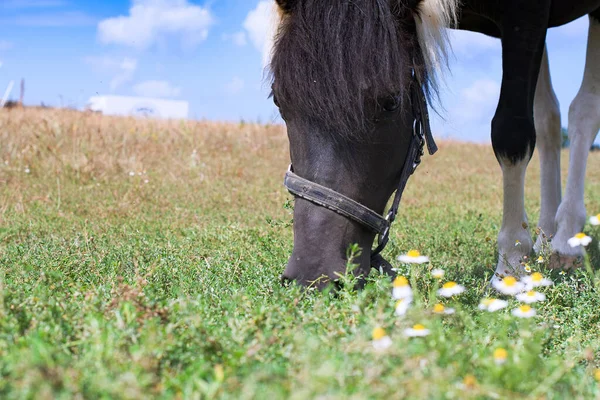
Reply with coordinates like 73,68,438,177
552,15,600,263
495,158,532,282
534,46,562,251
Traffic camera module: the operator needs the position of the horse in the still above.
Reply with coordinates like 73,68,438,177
267,0,600,290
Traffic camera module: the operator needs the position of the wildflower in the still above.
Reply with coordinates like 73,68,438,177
398,249,430,264
463,375,477,389
478,298,508,312
492,276,525,295
372,327,392,350
516,290,546,304
24,167,30,174
404,324,430,337
537,256,544,264
392,276,413,300
567,232,592,247
590,214,600,226
493,348,508,365
431,268,445,279
559,271,566,276
512,305,536,318
595,368,600,382
432,303,455,315
515,240,521,247
524,264,532,273
395,298,411,316
129,171,135,176
437,281,465,297
522,272,553,289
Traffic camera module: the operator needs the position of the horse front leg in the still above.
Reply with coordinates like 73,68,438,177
490,2,549,286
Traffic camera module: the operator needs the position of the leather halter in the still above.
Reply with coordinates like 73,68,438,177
283,74,437,272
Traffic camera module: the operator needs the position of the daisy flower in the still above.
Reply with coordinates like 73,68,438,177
437,281,465,297
372,327,392,350
493,348,508,365
492,276,524,295
567,232,592,247
392,276,413,300
512,305,536,318
431,268,445,279
516,290,546,304
397,249,430,264
478,298,509,312
523,263,532,273
432,303,455,315
522,272,553,289
404,324,430,337
537,256,544,264
590,214,600,226
395,298,411,316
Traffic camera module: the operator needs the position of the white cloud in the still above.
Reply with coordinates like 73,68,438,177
454,78,500,125
84,56,138,91
97,0,214,50
448,30,500,57
133,80,181,98
222,31,247,46
243,0,278,66
225,77,244,94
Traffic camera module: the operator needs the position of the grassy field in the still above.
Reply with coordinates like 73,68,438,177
1,108,600,399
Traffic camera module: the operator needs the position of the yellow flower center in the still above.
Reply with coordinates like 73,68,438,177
575,232,586,239
413,324,426,331
393,276,409,287
526,291,536,297
519,305,532,313
596,214,600,220
442,281,457,289
433,304,445,313
493,348,507,360
531,272,543,282
594,368,600,382
537,256,544,262
372,327,386,341
407,249,421,258
481,298,494,306
503,276,517,287
463,375,477,388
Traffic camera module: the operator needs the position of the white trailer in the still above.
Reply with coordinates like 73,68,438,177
86,95,189,119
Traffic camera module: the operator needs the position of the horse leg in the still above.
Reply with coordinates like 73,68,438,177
533,45,562,252
551,13,600,267
491,3,549,283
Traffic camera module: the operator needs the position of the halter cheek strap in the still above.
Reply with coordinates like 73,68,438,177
283,74,437,270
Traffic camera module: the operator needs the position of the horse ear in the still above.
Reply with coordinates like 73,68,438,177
275,0,297,13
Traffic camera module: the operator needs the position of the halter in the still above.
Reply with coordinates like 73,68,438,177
283,74,437,273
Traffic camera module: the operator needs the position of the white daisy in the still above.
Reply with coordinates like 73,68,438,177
404,324,430,337
394,298,412,316
397,249,430,264
493,348,508,365
392,276,413,300
372,327,392,351
567,232,592,247
512,305,536,318
492,276,525,295
437,281,465,297
522,272,553,290
432,303,455,315
478,298,508,312
590,214,600,226
536,256,544,264
431,268,445,279
516,290,546,304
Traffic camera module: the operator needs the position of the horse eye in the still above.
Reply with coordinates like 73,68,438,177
382,95,400,112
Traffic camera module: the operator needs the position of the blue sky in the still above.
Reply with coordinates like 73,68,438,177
0,0,594,143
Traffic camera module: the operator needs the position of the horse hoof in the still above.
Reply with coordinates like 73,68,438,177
547,252,583,271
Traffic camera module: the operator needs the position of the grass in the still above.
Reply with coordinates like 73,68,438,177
1,108,600,399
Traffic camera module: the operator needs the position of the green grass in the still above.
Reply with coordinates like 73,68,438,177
1,109,600,399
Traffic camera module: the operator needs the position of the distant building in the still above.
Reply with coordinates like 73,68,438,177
86,95,189,119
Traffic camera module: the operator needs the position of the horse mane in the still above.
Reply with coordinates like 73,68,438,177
267,0,458,138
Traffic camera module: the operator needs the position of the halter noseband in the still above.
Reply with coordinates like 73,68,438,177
283,74,437,273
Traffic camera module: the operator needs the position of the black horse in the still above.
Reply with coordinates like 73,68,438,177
268,0,600,289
